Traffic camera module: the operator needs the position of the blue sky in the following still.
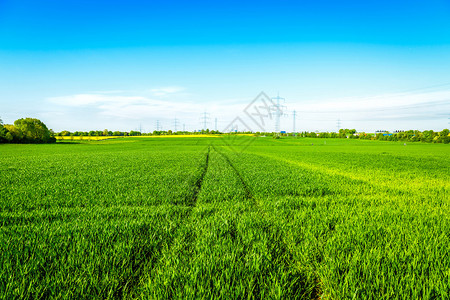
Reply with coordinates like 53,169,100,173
1,0,449,132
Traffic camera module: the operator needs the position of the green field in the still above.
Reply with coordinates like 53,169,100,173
1,136,449,299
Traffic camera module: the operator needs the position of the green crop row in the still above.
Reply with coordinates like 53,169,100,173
215,137,450,299
0,136,449,299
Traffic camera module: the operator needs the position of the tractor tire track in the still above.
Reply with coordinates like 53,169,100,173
127,146,210,297
212,145,322,298
211,146,319,298
188,146,210,206
211,145,253,201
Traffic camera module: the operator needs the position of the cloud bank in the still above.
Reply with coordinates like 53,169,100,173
44,88,450,132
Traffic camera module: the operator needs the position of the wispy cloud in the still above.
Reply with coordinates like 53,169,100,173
88,90,128,94
45,88,450,132
48,94,149,107
46,89,244,126
295,90,450,114
150,86,185,97
284,89,450,131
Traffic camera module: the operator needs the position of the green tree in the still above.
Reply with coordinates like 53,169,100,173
5,132,13,142
0,117,6,142
422,130,434,143
437,129,449,144
0,124,7,142
13,118,55,143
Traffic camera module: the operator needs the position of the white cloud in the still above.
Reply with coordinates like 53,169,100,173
295,90,450,114
281,90,450,132
88,90,127,94
45,88,450,132
48,94,149,107
45,90,245,131
47,89,246,119
150,86,185,97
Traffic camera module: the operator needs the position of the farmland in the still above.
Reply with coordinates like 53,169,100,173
0,136,449,299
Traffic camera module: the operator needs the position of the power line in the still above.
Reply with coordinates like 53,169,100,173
337,118,341,132
173,118,179,132
200,111,210,130
215,118,218,131
271,93,287,132
155,120,161,131
292,110,297,132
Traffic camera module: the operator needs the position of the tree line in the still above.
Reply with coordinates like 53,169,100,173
57,129,142,137
54,128,450,143
0,118,56,144
294,129,450,143
56,129,223,137
2,118,448,144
